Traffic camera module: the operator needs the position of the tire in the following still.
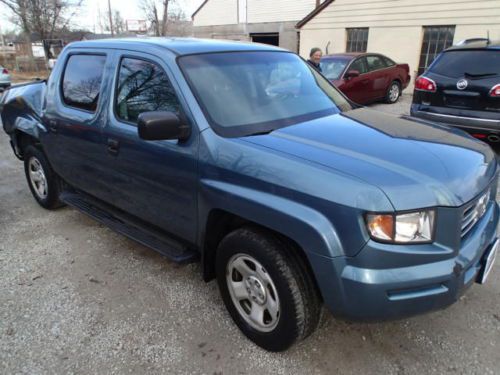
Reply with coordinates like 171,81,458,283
385,80,401,104
23,145,64,209
216,226,321,352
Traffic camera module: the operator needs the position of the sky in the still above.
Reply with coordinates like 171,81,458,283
0,0,205,33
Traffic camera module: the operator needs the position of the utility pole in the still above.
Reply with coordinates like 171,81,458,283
107,0,115,37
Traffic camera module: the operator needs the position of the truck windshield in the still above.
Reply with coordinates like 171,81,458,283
178,51,353,137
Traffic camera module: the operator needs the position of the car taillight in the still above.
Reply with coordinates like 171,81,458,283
415,76,437,92
489,84,500,97
1,68,8,74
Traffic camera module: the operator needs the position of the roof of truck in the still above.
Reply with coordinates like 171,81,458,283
68,37,285,56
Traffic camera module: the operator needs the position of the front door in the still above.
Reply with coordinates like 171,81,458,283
341,56,370,104
100,53,199,243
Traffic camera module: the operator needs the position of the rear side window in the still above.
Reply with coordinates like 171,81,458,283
430,50,500,78
382,56,396,66
366,55,388,71
62,54,106,112
115,58,180,124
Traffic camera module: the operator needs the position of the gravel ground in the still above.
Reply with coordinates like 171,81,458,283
0,93,499,375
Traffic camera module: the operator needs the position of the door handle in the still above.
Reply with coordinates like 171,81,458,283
107,138,120,155
48,120,58,133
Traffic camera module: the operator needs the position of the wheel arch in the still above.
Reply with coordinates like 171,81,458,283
202,209,324,302
199,181,346,302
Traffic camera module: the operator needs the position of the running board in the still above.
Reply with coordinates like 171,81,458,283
60,190,199,264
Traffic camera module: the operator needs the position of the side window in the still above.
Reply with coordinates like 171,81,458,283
382,56,396,67
349,57,368,74
62,54,106,112
115,58,180,124
366,55,387,71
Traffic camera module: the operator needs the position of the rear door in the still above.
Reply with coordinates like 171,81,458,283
341,57,370,104
44,50,111,199
365,55,391,100
99,52,199,243
425,49,500,117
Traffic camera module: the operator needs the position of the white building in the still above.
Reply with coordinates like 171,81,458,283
298,0,500,80
192,0,327,52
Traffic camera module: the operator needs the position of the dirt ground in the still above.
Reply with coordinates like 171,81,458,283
0,94,499,374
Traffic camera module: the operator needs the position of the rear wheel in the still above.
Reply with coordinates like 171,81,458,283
216,226,321,351
23,146,64,209
386,81,401,103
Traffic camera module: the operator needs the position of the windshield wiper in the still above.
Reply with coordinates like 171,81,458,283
464,72,498,78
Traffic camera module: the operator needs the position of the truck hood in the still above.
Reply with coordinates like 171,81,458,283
240,108,497,210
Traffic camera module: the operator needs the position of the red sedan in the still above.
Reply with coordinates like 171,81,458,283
320,53,411,105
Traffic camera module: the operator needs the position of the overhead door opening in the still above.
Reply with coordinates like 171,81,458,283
251,33,279,47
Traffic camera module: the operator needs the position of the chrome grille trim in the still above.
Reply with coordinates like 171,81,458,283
461,190,490,237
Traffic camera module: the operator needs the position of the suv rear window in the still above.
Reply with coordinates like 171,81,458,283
430,50,500,78
62,54,106,112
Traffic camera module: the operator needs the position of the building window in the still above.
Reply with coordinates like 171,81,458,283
418,26,455,76
346,28,369,53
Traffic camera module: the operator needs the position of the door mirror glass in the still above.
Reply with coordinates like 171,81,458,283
345,70,360,79
137,111,190,141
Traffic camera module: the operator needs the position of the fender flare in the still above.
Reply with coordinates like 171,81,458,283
199,179,345,259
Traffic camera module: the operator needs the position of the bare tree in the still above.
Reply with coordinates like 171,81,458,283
113,10,126,35
140,0,183,36
0,0,83,60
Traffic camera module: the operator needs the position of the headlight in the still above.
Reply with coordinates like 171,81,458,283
366,210,435,243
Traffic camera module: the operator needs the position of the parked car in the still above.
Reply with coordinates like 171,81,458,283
0,65,11,91
1,39,498,352
320,53,411,104
411,39,500,143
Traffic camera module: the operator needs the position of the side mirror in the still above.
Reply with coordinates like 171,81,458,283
345,70,360,79
137,111,190,141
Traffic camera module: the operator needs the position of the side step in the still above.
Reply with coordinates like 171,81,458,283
60,190,199,264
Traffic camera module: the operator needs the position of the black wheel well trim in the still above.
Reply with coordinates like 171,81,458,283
202,209,323,302
13,130,41,159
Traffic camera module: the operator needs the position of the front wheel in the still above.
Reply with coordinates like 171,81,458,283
23,145,64,209
385,81,402,104
216,227,321,351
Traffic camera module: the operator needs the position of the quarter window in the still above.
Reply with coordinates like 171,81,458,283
62,54,106,112
418,26,455,75
346,28,369,53
115,58,180,124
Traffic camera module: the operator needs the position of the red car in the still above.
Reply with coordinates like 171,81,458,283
320,53,411,105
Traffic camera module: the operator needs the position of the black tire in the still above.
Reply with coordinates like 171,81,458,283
23,145,64,209
385,80,401,104
216,226,321,352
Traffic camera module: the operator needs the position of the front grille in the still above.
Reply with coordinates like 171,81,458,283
461,189,490,237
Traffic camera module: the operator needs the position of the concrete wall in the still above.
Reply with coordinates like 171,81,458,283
300,0,500,86
193,21,299,51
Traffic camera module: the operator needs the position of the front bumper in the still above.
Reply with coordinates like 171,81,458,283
311,201,499,321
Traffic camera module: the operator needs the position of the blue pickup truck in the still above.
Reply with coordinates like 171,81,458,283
1,38,498,351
